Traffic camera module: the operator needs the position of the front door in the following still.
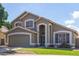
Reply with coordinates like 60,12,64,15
39,25,45,46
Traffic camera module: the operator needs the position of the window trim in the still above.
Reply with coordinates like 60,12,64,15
25,19,34,28
48,24,52,45
55,33,70,44
37,23,48,47
14,21,22,27
53,30,72,46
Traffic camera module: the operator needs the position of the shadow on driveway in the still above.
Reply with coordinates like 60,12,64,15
0,51,16,55
0,46,17,55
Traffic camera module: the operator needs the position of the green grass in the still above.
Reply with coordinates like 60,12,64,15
17,48,79,56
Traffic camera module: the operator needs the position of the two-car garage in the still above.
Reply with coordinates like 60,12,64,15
7,33,31,47
6,27,37,47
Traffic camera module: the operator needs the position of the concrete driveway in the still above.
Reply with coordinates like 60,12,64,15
0,46,8,52
0,46,16,55
0,46,35,55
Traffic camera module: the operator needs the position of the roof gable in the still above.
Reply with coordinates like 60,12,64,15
12,11,39,24
11,11,78,34
7,26,37,34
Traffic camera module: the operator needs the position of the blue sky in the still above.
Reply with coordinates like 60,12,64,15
2,3,79,31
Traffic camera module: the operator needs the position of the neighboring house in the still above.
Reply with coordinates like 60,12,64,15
0,31,5,45
6,11,79,48
0,26,8,45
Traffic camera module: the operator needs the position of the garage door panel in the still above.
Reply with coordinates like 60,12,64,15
9,34,30,47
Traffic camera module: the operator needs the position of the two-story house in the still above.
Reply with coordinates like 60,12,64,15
6,11,79,48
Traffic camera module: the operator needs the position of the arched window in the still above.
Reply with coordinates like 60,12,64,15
14,21,22,27
25,19,34,28
54,31,72,45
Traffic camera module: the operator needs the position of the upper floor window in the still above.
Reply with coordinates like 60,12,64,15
25,19,34,28
14,21,22,27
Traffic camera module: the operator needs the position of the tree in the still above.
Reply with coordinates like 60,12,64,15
0,4,12,29
3,21,12,29
0,4,8,28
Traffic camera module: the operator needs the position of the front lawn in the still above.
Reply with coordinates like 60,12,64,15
16,48,79,56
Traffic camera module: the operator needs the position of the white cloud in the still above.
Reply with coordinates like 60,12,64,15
66,25,79,31
72,11,79,19
64,11,79,32
65,20,75,25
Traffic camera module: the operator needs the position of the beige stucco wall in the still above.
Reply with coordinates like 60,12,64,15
51,24,78,47
0,32,5,39
74,32,79,48
0,31,6,45
10,12,78,47
12,13,38,29
32,33,37,43
7,28,33,34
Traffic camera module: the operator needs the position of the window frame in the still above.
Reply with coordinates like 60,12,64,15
25,19,34,28
53,31,72,45
14,21,22,27
66,33,70,43
55,33,70,44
